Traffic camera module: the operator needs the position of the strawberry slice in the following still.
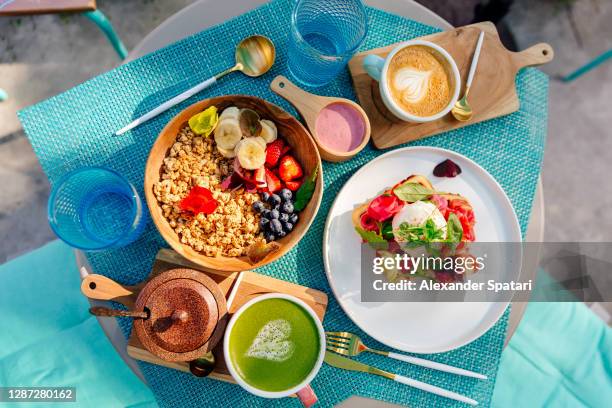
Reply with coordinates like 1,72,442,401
281,144,291,156
265,139,284,167
265,168,282,193
278,155,303,182
285,178,303,191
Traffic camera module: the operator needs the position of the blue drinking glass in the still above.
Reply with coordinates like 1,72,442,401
48,167,146,250
287,0,368,87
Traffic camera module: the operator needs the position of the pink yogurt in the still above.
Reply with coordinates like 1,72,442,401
314,103,365,152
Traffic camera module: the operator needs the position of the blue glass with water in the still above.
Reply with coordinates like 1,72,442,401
287,0,368,87
48,167,146,250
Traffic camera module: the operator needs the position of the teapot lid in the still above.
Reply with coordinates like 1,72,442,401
134,268,227,361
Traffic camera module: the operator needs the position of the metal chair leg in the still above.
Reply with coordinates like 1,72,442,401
83,10,128,60
563,49,612,82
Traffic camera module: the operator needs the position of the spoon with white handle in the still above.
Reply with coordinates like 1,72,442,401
115,35,275,136
452,31,485,122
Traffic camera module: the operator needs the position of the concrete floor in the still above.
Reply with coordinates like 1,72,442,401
0,0,611,263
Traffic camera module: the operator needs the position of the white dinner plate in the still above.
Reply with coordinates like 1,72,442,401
323,147,522,353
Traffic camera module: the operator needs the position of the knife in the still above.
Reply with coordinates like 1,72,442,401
324,351,477,406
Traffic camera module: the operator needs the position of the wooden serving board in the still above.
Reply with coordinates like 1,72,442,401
348,22,554,149
125,249,328,383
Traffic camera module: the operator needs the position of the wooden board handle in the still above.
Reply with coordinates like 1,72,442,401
270,75,322,123
81,274,135,307
512,43,554,70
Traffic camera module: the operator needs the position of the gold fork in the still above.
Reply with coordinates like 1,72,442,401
326,332,487,380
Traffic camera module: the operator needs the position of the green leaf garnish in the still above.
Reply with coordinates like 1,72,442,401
294,167,318,212
355,227,388,250
446,213,463,243
393,182,436,202
396,219,446,243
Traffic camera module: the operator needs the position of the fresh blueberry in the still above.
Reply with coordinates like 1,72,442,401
269,209,280,219
262,192,270,202
282,221,294,232
281,202,294,214
277,230,287,238
264,232,276,242
270,219,282,234
252,201,266,213
268,194,282,207
259,217,269,230
262,209,270,219
289,213,299,224
279,213,290,223
280,188,293,202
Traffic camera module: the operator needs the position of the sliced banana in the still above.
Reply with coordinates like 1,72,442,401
220,106,240,121
259,119,278,143
253,136,267,149
214,118,242,150
217,145,236,158
236,137,266,170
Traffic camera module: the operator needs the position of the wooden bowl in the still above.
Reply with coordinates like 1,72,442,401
144,95,323,272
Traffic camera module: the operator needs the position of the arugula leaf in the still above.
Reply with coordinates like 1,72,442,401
424,219,445,241
355,227,389,250
293,167,318,212
393,183,436,202
396,219,446,244
446,213,463,243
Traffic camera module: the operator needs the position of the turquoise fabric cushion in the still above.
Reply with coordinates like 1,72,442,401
492,301,612,407
0,241,156,408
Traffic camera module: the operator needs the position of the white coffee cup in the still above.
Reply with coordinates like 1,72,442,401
363,40,461,123
223,293,325,407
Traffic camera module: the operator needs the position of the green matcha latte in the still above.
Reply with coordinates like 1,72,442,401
227,297,321,392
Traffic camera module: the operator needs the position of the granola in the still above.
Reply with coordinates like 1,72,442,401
153,125,262,257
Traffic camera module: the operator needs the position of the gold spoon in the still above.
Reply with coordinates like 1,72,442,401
116,35,276,135
451,31,485,122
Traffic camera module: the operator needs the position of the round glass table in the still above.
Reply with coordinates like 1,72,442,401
79,0,545,403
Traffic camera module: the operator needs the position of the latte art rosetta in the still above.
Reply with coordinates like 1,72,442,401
387,45,453,117
393,68,432,104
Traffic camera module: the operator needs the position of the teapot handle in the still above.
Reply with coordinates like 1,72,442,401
81,274,136,308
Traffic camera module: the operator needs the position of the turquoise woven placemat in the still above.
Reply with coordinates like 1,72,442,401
18,0,548,406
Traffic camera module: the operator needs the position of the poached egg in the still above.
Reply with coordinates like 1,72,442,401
392,200,447,242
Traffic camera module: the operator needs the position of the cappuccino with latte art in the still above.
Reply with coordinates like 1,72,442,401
387,45,453,117
363,39,460,122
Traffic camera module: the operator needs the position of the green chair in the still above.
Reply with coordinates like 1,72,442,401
0,0,128,102
0,240,157,407
563,49,612,82
492,270,612,407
